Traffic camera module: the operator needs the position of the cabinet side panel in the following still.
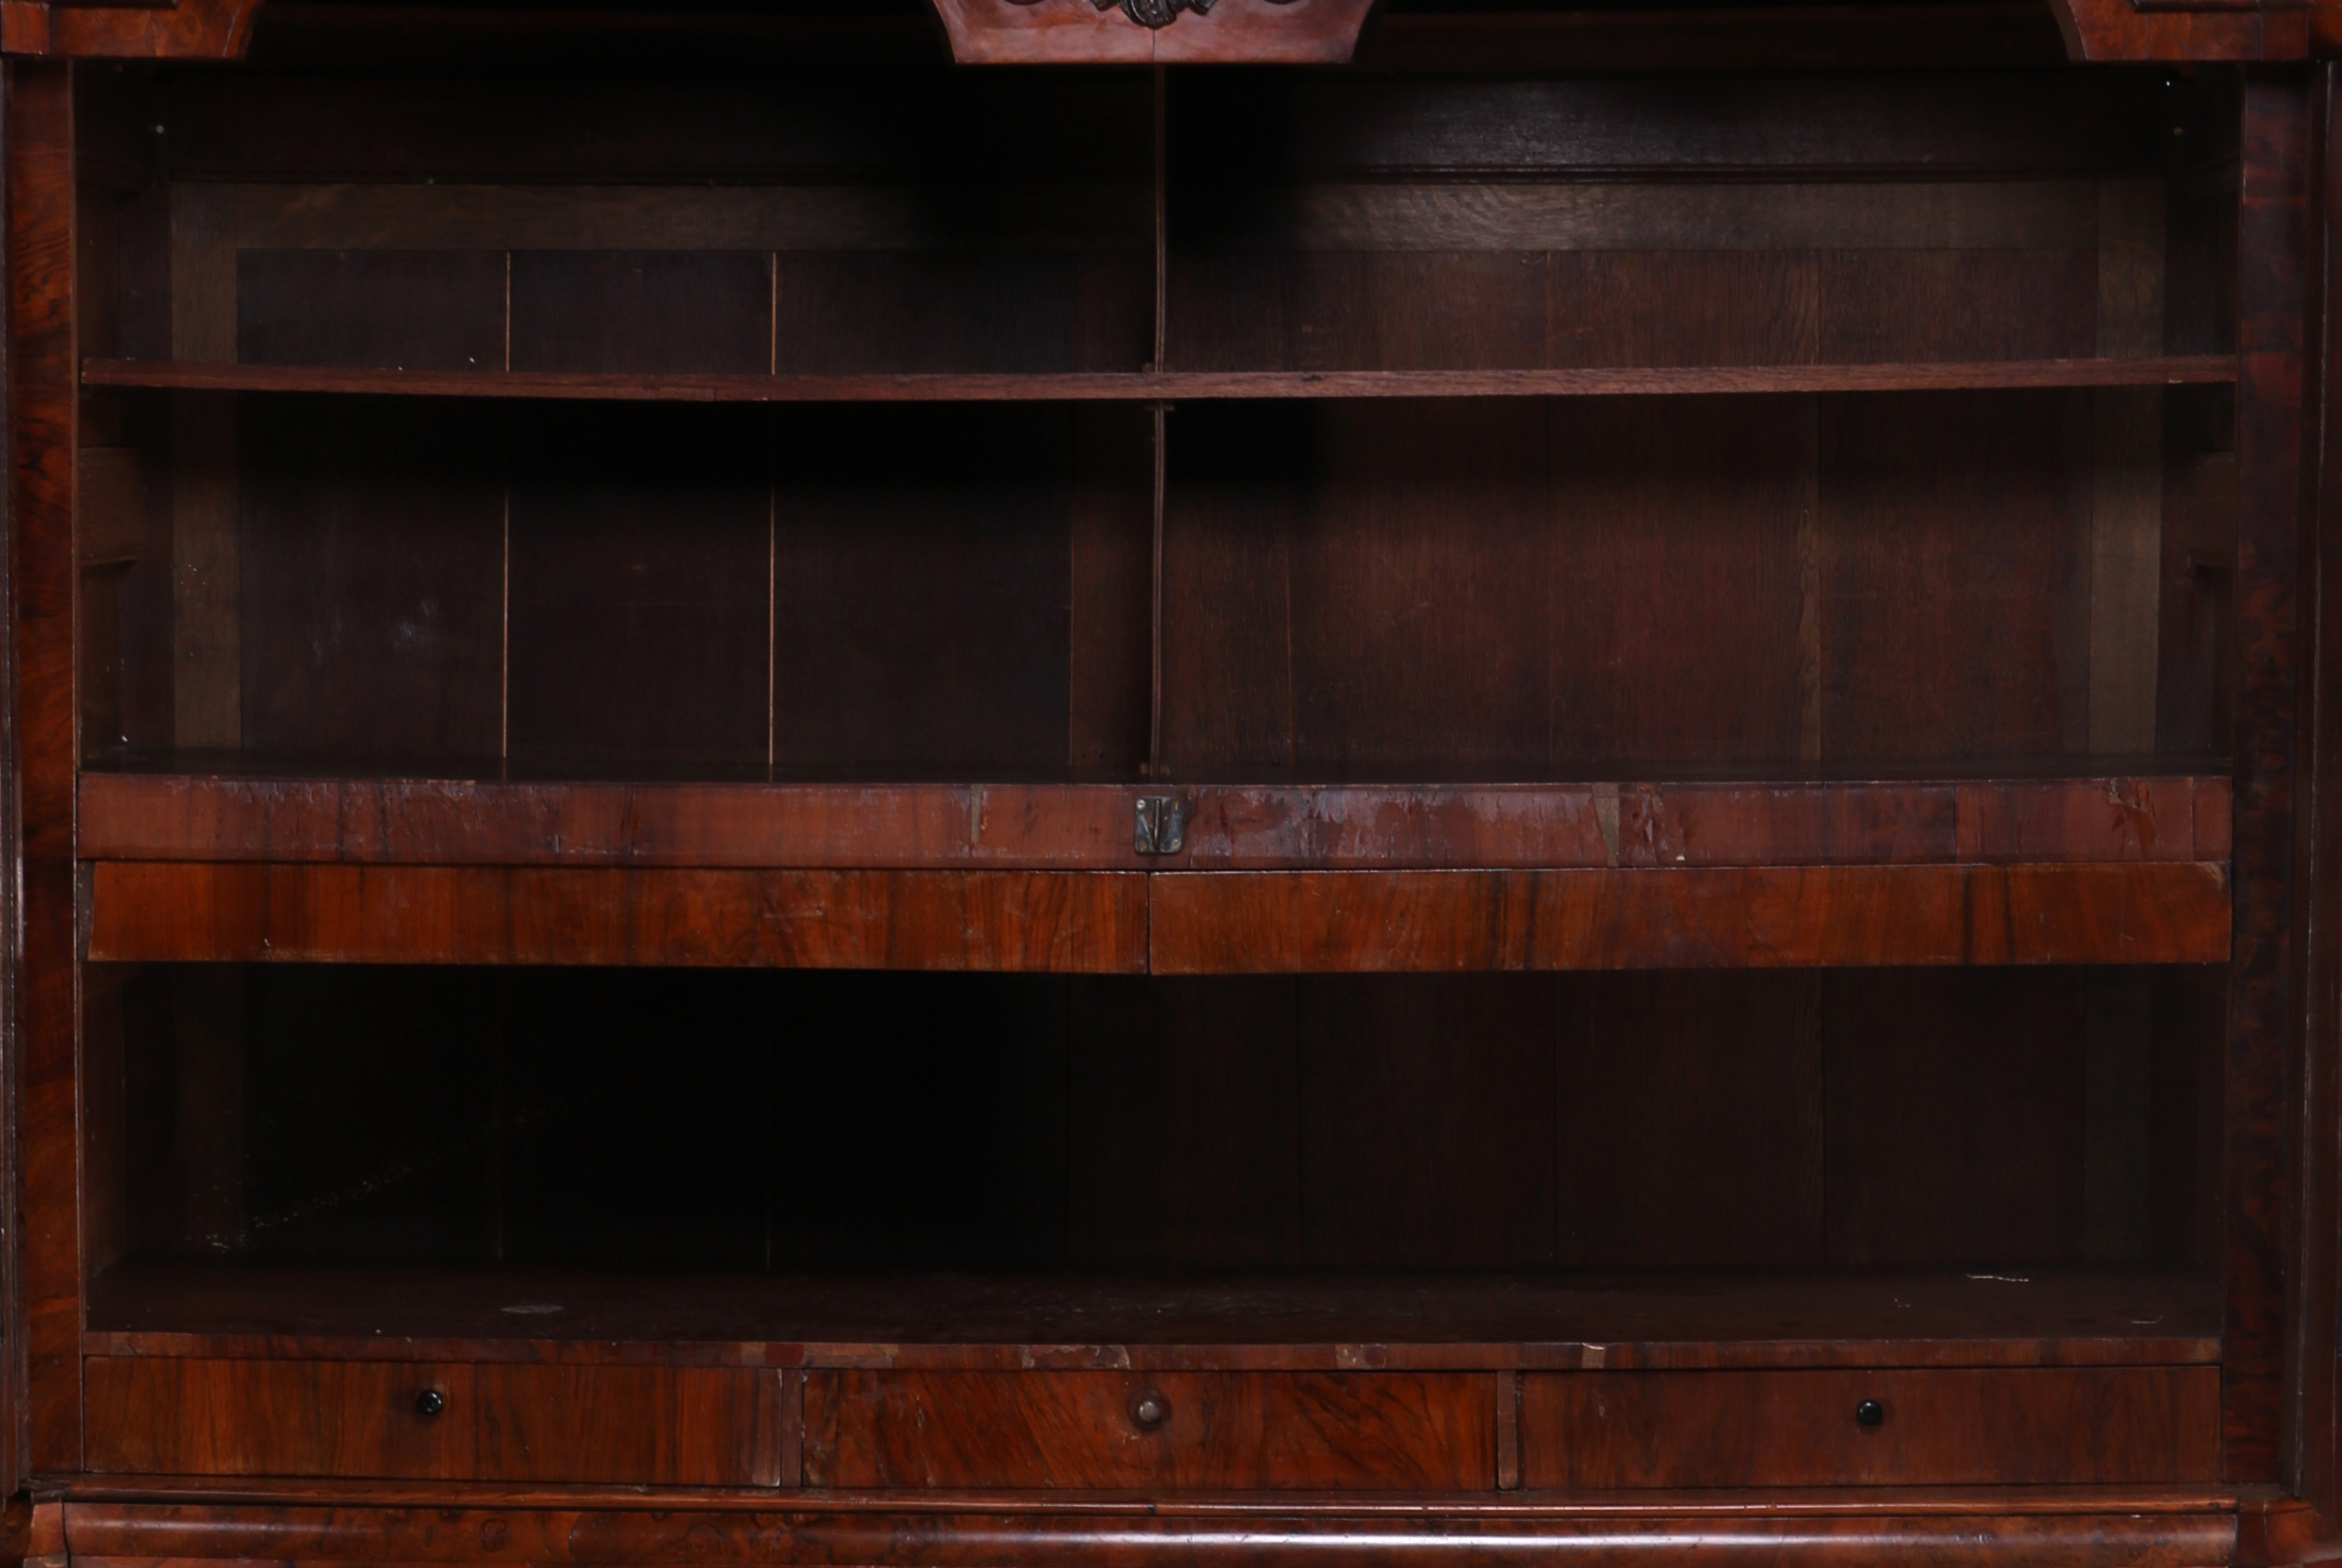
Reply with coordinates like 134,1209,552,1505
9,55,79,1475
2225,68,2311,1485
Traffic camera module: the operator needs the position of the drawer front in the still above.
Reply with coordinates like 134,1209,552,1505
86,1357,790,1484
1522,1367,2221,1488
805,1370,1493,1490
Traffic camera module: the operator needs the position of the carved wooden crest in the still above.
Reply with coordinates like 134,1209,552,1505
1097,0,1215,27
928,0,1376,63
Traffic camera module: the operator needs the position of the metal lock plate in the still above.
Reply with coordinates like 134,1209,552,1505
1135,795,1192,856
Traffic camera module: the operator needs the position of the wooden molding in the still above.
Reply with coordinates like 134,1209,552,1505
2,0,259,59
2049,0,2302,60
2237,1499,2342,1568
50,1493,2247,1568
928,0,1376,63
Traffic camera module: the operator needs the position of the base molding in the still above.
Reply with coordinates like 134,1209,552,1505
38,1487,2256,1568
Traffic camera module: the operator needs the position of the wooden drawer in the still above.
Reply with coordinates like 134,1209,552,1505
805,1370,1493,1490
1522,1367,2221,1488
85,1357,791,1484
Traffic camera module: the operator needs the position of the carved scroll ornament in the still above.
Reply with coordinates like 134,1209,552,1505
1011,0,1297,32
932,0,1375,63
1090,0,1217,29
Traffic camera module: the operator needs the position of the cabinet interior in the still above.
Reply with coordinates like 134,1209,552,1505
70,23,2246,1367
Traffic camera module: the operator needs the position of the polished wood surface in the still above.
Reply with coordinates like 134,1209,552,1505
16,10,2314,1561
46,1492,2246,1568
76,771,2235,871
1150,865,2231,973
0,0,259,59
82,1260,2220,1371
2219,73,2310,1485
2049,0,2292,63
82,860,2226,971
78,356,2240,403
84,863,1148,971
1523,1367,2221,1488
85,1357,790,1484
2287,58,2342,1536
806,1370,1491,1490
10,52,82,1480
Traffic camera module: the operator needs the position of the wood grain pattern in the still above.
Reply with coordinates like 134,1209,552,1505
9,53,82,1477
2221,72,2309,1485
2287,55,2342,1529
2049,0,2282,62
1150,865,2231,973
48,1493,2244,1568
13,0,260,59
77,356,2240,402
803,1370,1491,1489
1547,396,1806,763
85,863,1147,972
1522,1367,2221,1488
78,774,2233,871
84,1358,789,1485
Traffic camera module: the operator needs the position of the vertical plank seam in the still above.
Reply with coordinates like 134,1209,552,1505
1494,1370,1521,1490
783,1367,805,1488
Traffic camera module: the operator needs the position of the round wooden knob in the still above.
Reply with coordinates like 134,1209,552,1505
415,1389,446,1418
1855,1398,1885,1428
1130,1390,1170,1431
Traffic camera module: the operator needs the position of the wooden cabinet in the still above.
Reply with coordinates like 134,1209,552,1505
9,2,2342,1567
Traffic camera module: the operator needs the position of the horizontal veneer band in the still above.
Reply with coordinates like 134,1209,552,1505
82,862,2229,969
1148,864,2231,970
77,773,2233,870
79,356,2238,403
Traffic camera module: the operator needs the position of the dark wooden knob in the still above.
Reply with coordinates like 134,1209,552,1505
1855,1398,1885,1428
415,1389,446,1418
1130,1390,1170,1431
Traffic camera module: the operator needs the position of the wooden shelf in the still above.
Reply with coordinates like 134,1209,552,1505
79,769,2233,871
85,1259,2218,1371
78,356,2241,404
82,859,2228,970
77,770,2233,970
